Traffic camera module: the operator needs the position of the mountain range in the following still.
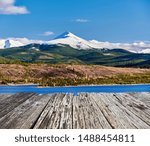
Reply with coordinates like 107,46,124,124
0,32,150,53
0,32,150,68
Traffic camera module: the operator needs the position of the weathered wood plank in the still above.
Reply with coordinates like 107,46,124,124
33,94,57,129
45,94,64,129
87,94,112,129
0,93,36,119
47,94,73,129
111,93,150,129
129,92,150,107
109,93,150,129
0,94,12,102
79,93,95,129
34,94,64,129
92,93,150,129
59,94,73,129
113,93,150,126
92,93,135,129
72,94,86,129
34,93,73,129
0,94,52,129
73,93,112,129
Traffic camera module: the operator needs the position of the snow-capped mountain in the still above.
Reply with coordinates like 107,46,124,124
0,32,150,53
0,38,45,49
48,32,150,53
48,31,96,49
0,39,24,49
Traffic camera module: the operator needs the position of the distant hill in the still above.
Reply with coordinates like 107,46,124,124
0,43,150,68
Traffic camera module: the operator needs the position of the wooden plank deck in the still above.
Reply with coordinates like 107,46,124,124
0,92,150,129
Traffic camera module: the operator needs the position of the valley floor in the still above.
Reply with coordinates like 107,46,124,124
0,64,150,86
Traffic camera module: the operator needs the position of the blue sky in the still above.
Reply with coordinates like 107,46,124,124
0,0,150,42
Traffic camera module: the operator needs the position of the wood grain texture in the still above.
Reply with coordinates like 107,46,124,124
0,94,12,102
0,94,52,129
0,93,35,119
73,93,112,129
0,92,150,129
129,92,150,108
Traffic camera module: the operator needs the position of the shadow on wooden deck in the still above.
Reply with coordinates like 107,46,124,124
0,92,150,129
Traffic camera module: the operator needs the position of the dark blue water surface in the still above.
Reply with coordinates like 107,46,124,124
0,84,150,94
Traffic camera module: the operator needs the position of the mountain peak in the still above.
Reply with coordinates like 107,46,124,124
48,31,94,49
54,31,77,39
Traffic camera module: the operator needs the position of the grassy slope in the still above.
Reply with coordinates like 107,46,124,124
0,44,150,67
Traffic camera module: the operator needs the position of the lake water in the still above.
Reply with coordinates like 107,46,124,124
0,84,150,94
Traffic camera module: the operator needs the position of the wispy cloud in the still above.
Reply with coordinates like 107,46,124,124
0,0,29,15
75,19,89,23
42,31,55,36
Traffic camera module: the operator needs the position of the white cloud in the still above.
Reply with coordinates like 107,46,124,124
90,40,150,53
0,0,29,14
75,19,89,23
42,31,55,36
